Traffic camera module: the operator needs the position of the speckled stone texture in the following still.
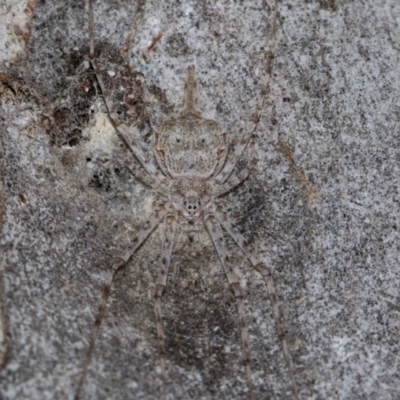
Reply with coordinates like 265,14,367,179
0,0,399,399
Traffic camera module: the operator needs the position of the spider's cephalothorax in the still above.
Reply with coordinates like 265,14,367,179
78,2,299,398
169,178,213,221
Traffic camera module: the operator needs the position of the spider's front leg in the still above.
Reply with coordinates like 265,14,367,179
204,213,255,400
153,213,177,400
75,201,168,400
214,203,300,400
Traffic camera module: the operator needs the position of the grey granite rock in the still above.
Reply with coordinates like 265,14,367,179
0,1,399,399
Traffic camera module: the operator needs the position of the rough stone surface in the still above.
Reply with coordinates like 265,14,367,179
1,0,400,399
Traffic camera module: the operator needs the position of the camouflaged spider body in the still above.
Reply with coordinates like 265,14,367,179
76,1,299,399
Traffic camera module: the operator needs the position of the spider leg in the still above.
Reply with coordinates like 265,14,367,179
125,158,168,196
213,0,279,185
88,0,167,185
75,201,168,400
154,128,173,178
205,214,254,400
213,156,255,197
214,140,256,197
214,203,300,400
153,214,177,400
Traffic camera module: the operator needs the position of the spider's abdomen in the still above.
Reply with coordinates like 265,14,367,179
157,114,224,178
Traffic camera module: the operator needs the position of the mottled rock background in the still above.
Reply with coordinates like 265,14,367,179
1,0,399,399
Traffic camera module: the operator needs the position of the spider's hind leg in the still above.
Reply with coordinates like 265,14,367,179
212,0,279,186
213,139,256,197
125,158,168,196
88,0,167,185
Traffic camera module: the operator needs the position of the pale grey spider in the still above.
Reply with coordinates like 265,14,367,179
76,0,299,399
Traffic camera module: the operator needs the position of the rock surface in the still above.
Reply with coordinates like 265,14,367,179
1,0,399,399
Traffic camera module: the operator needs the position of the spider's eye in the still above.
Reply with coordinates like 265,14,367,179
193,205,197,209
201,138,205,143
176,138,181,143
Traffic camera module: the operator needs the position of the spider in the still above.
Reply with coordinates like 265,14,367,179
76,0,299,399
